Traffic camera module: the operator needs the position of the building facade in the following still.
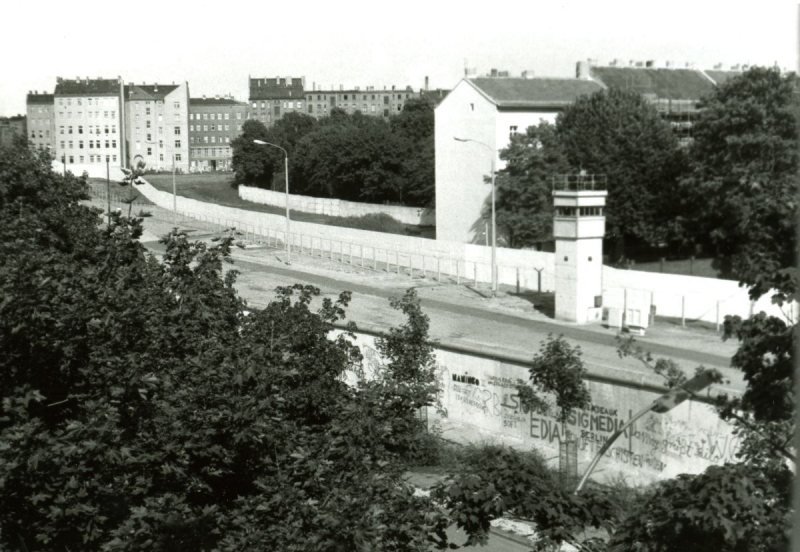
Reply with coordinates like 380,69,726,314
53,77,125,176
580,60,742,145
1,115,28,147
124,82,190,172
434,75,602,244
303,85,417,119
189,96,248,171
248,77,305,127
26,92,54,152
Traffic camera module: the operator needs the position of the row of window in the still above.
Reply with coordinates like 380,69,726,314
30,130,51,138
136,140,181,149
58,110,117,119
190,136,230,144
65,154,119,163
555,207,605,217
134,101,180,110
191,147,230,157
58,97,116,107
60,125,117,135
60,139,117,150
189,124,238,132
190,112,242,121
251,100,303,110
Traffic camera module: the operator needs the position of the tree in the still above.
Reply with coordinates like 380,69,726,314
493,122,569,248
556,87,688,258
0,140,456,551
390,98,436,208
682,67,799,300
230,119,276,187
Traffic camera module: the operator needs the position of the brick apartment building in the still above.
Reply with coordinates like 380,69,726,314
248,76,305,127
124,82,190,172
1,114,28,147
189,96,248,171
303,84,418,119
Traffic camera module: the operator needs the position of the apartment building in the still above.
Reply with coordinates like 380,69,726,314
124,82,190,172
53,77,125,176
304,84,418,119
1,114,28,147
26,92,54,152
248,76,305,127
189,96,248,171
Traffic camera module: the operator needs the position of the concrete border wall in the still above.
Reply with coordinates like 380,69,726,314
239,185,436,226
335,327,740,486
134,178,794,325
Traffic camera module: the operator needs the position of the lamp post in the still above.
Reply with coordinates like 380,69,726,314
574,370,717,494
253,139,291,264
454,137,497,297
106,155,111,226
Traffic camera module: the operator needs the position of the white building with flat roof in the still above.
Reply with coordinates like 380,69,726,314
434,75,602,244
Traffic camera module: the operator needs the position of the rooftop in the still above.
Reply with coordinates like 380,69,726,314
125,84,180,101
703,70,743,86
190,97,248,106
467,77,603,108
27,93,54,105
55,77,120,96
249,77,305,100
589,67,715,100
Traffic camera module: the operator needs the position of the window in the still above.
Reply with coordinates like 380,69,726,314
60,141,65,149
236,112,242,120
111,125,116,133
190,125,194,132
68,140,73,149
68,126,73,134
158,115,163,122
252,102,257,109
225,136,230,143
174,140,181,148
147,147,152,155
203,136,208,144
509,125,518,136
203,113,208,120
159,154,164,162
112,140,117,148
556,207,577,217
60,126,65,135
158,140,163,148
203,125,208,132
210,124,215,131
158,127,163,135
190,113,194,120
89,141,93,149
308,105,313,114
174,114,180,122
79,141,84,149
69,156,74,163
224,113,229,120
383,96,389,105
79,156,84,163
217,113,222,120
579,207,604,217
174,126,180,135
224,124,229,131
105,125,109,134
146,107,151,115
146,120,151,128
173,102,180,109
105,140,110,149
175,154,181,162
113,155,117,162
135,127,140,135
211,136,216,143
104,111,108,118
237,125,242,131
470,103,474,111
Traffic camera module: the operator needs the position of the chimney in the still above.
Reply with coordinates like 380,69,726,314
576,61,591,79
646,60,663,68
392,85,396,91
665,61,673,69
713,63,723,70
202,94,206,99
490,68,498,77
424,76,429,90
340,84,343,91
215,94,220,100
521,70,535,79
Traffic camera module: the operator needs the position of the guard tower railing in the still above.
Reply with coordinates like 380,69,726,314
552,174,607,191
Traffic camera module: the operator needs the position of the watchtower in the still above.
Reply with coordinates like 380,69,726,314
552,174,608,323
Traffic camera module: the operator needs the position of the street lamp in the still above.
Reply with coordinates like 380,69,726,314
454,136,497,297
253,139,291,264
574,370,717,493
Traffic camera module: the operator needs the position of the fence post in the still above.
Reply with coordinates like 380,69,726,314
373,248,377,271
456,260,460,285
716,300,721,332
421,256,426,278
681,295,686,328
516,267,520,294
437,258,441,283
474,263,478,287
410,256,414,278
535,268,543,293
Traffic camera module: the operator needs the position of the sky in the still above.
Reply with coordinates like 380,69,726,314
1,0,797,116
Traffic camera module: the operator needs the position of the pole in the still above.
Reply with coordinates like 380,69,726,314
62,154,66,177
106,156,111,226
490,155,497,298
575,403,655,493
285,154,291,264
172,155,177,227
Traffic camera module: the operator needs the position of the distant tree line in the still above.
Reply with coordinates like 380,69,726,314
231,99,435,209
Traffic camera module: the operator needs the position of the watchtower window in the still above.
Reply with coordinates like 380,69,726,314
579,207,603,217
556,207,577,217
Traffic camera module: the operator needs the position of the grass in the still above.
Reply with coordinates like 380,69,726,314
142,173,434,238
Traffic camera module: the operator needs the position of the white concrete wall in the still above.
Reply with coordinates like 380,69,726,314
134,177,795,324
338,329,740,486
239,185,435,226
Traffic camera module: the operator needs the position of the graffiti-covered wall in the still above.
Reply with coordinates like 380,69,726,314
336,329,739,486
